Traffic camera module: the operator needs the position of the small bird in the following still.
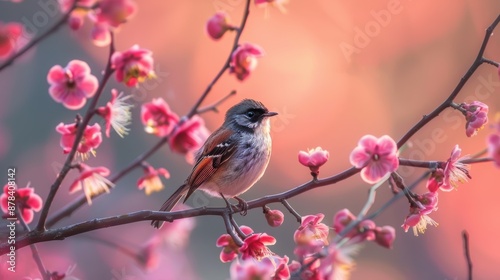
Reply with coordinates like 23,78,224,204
151,99,277,228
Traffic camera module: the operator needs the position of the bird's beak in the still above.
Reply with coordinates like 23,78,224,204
263,111,278,117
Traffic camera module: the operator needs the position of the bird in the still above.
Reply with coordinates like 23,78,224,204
151,99,278,228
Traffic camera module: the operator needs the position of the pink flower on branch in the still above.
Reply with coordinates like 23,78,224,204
0,22,23,59
374,226,396,249
441,145,470,192
298,147,329,176
206,11,236,40
402,191,439,236
96,89,133,137
488,133,500,167
94,0,137,28
58,0,96,30
141,98,179,137
216,225,254,263
1,184,42,224
137,165,170,195
169,116,210,164
460,101,488,137
111,44,155,87
294,213,329,246
69,163,114,205
56,122,102,160
230,257,275,280
240,232,276,260
230,43,264,81
47,60,98,110
349,135,399,184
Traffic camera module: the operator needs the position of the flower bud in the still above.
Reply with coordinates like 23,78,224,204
298,147,329,176
264,208,284,227
206,11,234,40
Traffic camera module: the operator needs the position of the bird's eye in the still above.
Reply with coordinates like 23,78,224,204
246,111,255,118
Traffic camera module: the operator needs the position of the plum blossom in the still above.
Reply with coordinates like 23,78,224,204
141,98,179,137
47,60,98,110
137,165,170,195
349,134,399,184
294,213,329,246
240,232,276,260
56,122,102,160
58,0,96,30
460,101,488,137
206,11,236,40
230,258,275,280
0,22,23,59
111,44,155,87
298,147,329,176
1,183,42,224
374,226,396,249
217,226,254,262
229,43,264,81
69,163,114,204
441,145,470,191
402,191,439,236
169,116,210,164
96,89,133,137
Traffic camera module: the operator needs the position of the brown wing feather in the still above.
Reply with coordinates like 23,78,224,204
184,128,236,201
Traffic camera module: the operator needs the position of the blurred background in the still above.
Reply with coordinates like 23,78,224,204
1,0,500,279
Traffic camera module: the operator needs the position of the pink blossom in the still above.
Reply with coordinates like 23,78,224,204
268,255,291,280
56,122,102,160
111,44,155,87
488,134,500,167
332,208,376,243
441,145,470,191
230,258,275,280
255,0,289,13
229,43,264,81
47,60,99,110
240,232,276,260
141,98,179,137
216,225,254,263
289,257,321,280
169,115,210,164
333,208,355,234
374,226,396,249
264,208,284,227
206,11,235,40
58,0,96,30
69,163,114,204
349,134,399,184
425,169,444,193
91,22,112,47
1,184,42,224
461,101,488,137
94,0,137,28
298,147,329,176
96,89,133,137
402,192,439,236
294,213,329,246
0,22,23,59
318,243,356,280
137,165,170,195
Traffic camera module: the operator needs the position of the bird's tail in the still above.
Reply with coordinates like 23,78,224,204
151,184,189,229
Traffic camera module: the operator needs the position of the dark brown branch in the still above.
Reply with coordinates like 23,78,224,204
35,33,116,232
186,0,251,118
462,230,473,280
397,15,500,148
280,199,302,223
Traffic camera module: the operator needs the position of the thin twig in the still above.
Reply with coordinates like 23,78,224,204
397,15,500,148
186,0,251,118
17,209,50,280
230,216,247,240
281,199,302,223
0,4,77,72
196,90,237,114
462,230,473,280
35,33,116,232
222,212,243,246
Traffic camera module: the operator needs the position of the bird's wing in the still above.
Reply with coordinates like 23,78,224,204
184,128,237,201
